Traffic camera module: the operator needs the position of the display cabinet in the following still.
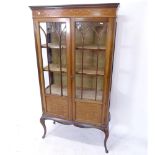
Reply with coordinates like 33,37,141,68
30,3,119,153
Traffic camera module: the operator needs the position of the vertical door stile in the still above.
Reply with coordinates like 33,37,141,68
71,18,76,120
66,18,72,120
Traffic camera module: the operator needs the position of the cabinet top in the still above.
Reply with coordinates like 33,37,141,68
29,3,119,10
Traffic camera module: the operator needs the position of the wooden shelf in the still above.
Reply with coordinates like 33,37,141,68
41,43,105,51
76,68,104,76
46,84,67,96
44,64,104,75
44,64,67,72
46,84,102,100
76,45,106,50
76,88,102,100
41,43,66,49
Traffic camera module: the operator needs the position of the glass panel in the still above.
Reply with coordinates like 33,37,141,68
39,22,67,96
75,21,107,101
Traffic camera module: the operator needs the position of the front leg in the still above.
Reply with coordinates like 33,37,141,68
103,127,109,153
40,116,46,138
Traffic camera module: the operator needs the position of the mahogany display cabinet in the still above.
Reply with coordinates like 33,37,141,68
30,3,119,153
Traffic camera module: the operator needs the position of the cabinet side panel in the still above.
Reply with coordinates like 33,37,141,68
102,18,116,124
46,95,68,119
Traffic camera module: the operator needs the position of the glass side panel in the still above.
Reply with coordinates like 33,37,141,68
39,22,67,96
75,21,107,101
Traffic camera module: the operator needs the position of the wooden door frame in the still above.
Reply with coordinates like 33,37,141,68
71,17,111,123
33,18,72,120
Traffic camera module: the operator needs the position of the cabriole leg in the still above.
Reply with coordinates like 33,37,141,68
103,127,109,153
40,116,46,138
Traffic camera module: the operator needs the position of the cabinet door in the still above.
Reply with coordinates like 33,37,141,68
72,18,108,125
36,18,71,119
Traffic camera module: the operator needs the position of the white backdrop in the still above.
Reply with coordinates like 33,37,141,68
0,0,152,154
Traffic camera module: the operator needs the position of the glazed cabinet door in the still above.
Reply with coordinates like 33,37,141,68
34,18,71,119
72,18,109,125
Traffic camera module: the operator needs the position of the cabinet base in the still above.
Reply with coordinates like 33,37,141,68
40,114,109,153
